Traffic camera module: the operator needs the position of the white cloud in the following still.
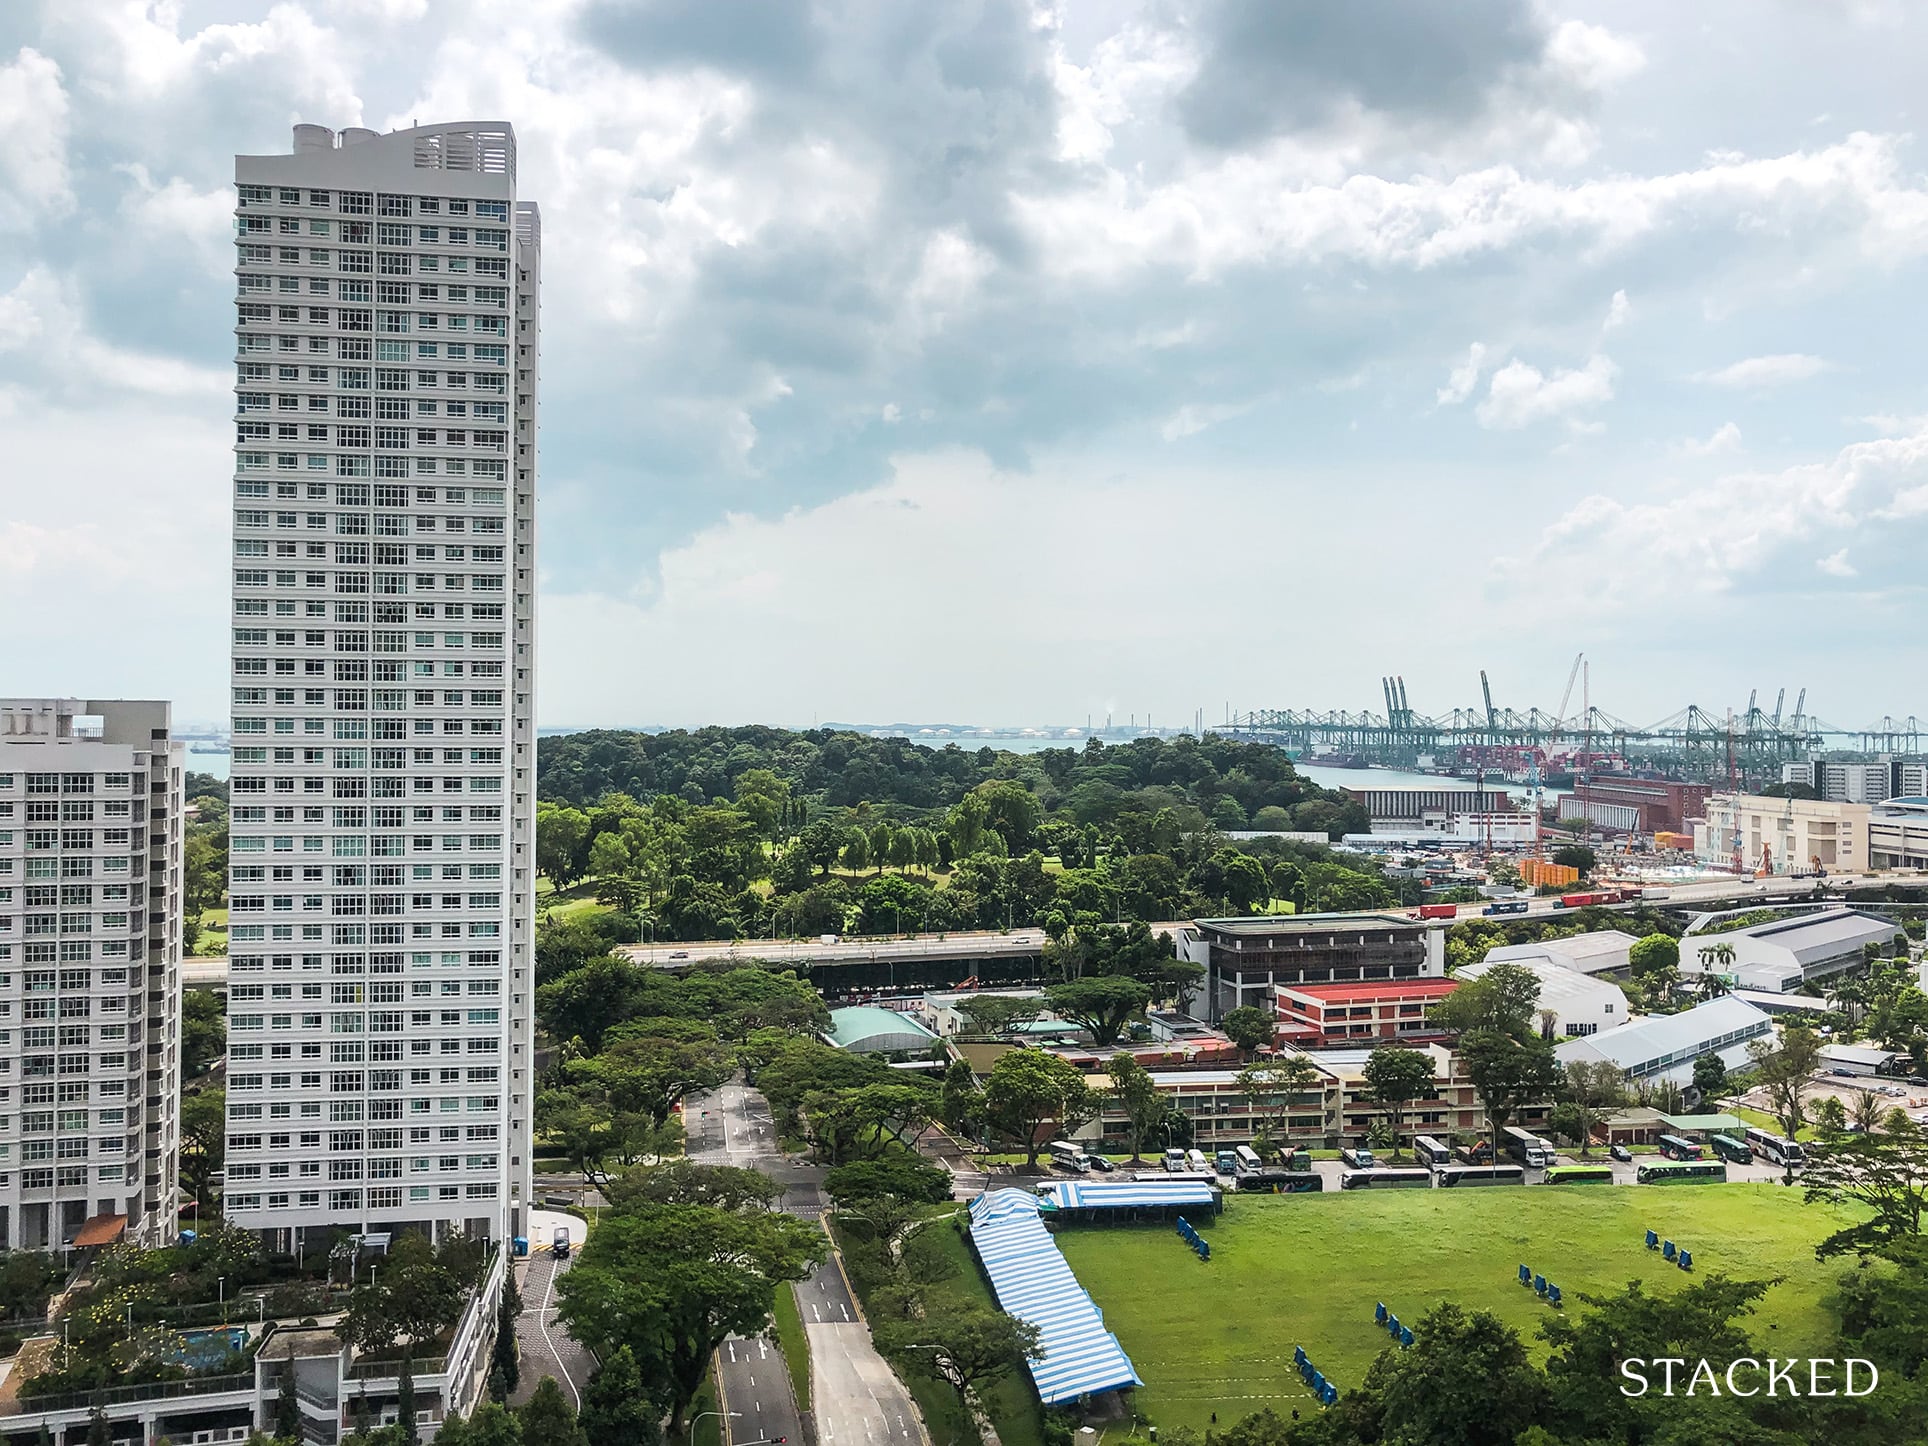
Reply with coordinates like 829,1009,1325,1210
1497,420,1928,608
1476,353,1617,430
1697,353,1834,388
1817,548,1857,577
1675,422,1743,457
0,267,228,398
0,48,74,229
1160,400,1253,440
1014,131,1928,281
1602,288,1630,330
1436,342,1489,405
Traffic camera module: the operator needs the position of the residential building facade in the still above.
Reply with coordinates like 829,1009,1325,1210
0,699,183,1249
226,121,539,1249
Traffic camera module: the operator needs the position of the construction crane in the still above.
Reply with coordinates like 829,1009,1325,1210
1480,670,1498,741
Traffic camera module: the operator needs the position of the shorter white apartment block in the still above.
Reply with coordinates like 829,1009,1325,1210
0,700,183,1249
1694,792,1869,874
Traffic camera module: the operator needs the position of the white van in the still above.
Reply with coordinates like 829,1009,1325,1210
1185,1148,1212,1174
1163,1147,1187,1173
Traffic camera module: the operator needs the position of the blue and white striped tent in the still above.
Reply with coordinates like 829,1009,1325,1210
1038,1178,1217,1211
968,1189,1142,1403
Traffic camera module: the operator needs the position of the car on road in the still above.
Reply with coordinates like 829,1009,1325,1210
668,950,690,959
552,1226,572,1260
1088,1154,1116,1172
1609,1144,1632,1163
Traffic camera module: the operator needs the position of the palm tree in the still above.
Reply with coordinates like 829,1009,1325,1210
1848,1089,1887,1136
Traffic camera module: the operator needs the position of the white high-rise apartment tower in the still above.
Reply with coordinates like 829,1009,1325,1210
226,122,538,1251
0,700,184,1250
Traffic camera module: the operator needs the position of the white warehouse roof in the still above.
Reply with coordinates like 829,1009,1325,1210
1555,996,1774,1082
1484,929,1640,976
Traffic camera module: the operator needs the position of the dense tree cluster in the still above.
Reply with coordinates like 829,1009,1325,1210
534,961,828,1186
534,732,1395,944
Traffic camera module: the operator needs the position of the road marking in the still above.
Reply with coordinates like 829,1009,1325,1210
535,1256,582,1410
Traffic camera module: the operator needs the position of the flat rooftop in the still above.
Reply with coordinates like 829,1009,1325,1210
1279,978,1458,1002
1194,913,1422,936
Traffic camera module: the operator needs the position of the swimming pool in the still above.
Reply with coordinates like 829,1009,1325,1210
172,1327,249,1369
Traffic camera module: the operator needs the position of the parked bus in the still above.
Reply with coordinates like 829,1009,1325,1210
1636,1161,1728,1185
1543,1165,1615,1185
1414,1135,1454,1168
1709,1134,1753,1164
1339,1168,1434,1190
1657,1133,1704,1161
1502,1126,1553,1168
1743,1126,1806,1169
1482,900,1530,916
1234,1145,1263,1172
1241,1169,1324,1193
1214,1149,1240,1175
1436,1164,1527,1188
1047,1140,1090,1173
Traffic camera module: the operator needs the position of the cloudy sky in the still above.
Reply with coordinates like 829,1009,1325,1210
7,1,1928,734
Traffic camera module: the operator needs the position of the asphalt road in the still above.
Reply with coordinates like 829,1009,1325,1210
717,1330,805,1446
687,1080,927,1446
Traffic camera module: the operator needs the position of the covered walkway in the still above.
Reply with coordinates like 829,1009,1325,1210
967,1189,1140,1404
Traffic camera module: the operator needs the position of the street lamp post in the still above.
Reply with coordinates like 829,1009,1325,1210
689,1410,742,1446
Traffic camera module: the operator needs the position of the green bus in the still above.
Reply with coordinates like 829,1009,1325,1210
1543,1164,1615,1184
1636,1161,1728,1185
1709,1134,1753,1164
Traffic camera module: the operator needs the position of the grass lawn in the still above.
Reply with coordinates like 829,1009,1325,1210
1056,1184,1862,1431
771,1279,810,1412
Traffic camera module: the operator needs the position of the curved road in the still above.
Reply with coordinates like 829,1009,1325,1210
689,1081,927,1446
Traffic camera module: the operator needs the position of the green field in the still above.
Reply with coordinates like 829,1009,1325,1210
1056,1185,1862,1431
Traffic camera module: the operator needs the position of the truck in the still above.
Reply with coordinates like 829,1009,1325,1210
1501,1126,1553,1168
1482,900,1530,916
1214,1149,1241,1175
1162,1147,1187,1173
1410,903,1459,920
1047,1140,1091,1173
1454,1140,1494,1165
1340,1146,1376,1169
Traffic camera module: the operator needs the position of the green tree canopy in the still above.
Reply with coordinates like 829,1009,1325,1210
982,1050,1092,1167
1042,975,1152,1048
555,1204,827,1430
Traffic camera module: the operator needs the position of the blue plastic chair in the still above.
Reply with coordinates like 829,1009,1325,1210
1662,1240,1676,1261
1375,1302,1387,1323
1399,1326,1414,1347
1547,1285,1562,1306
1645,1229,1659,1249
1321,1383,1338,1405
1534,1274,1547,1294
1678,1250,1692,1271
1519,1263,1532,1286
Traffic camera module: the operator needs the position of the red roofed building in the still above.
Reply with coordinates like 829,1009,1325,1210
1272,977,1460,1047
